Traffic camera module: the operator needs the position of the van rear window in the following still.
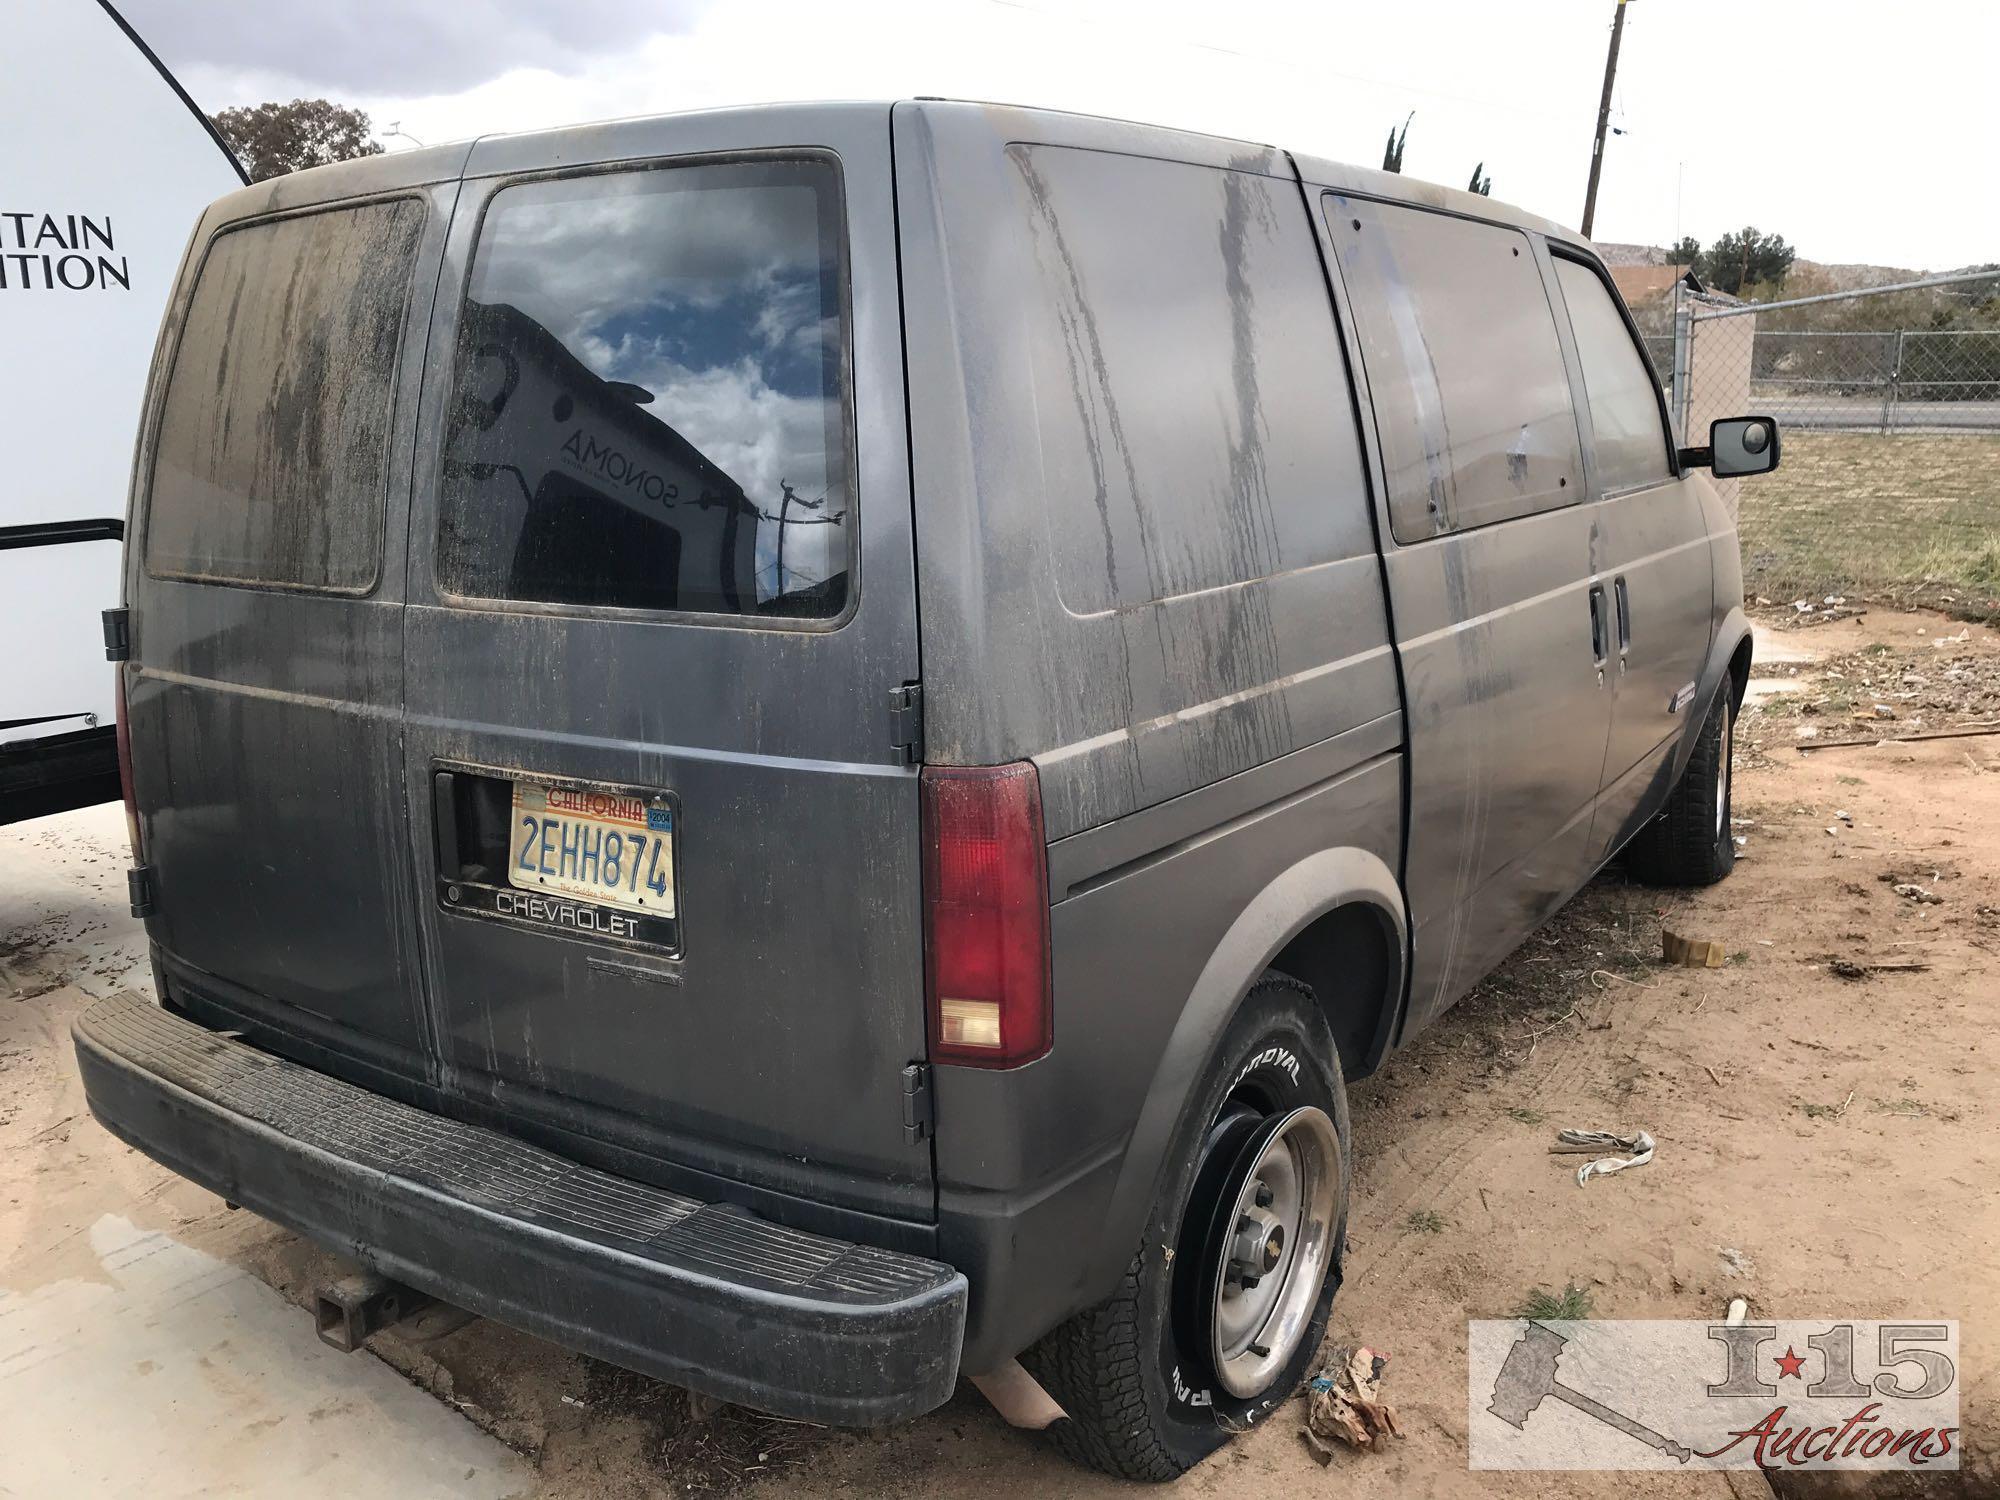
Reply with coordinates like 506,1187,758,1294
146,199,425,592
436,157,851,620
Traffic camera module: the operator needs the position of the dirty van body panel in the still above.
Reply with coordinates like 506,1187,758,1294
400,106,932,1222
1305,175,1614,1034
126,165,464,1078
894,103,1405,1364
892,104,1401,833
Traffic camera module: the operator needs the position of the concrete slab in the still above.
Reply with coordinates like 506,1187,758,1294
0,1215,529,1498
1,805,531,1499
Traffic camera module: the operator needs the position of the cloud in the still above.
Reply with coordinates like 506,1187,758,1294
116,0,706,98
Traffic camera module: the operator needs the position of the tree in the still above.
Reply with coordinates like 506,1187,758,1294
1668,235,1702,269
1382,113,1412,174
210,99,384,182
1699,226,1795,296
1466,162,1491,196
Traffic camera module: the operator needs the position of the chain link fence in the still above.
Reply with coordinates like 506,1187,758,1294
1673,271,2000,615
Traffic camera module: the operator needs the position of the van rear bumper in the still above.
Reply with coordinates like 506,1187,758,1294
73,993,966,1424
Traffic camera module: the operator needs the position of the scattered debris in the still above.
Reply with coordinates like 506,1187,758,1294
1799,1091,1856,1120
1718,1247,1756,1279
1892,883,1943,904
1870,1097,1929,1119
1302,1345,1403,1463
1661,930,1725,968
1821,954,1931,979
1552,1127,1655,1187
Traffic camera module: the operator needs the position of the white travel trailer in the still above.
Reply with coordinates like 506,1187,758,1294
1,0,243,822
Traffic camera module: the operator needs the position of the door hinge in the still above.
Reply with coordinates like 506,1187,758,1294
888,682,924,765
127,865,157,919
901,1061,934,1144
102,606,131,662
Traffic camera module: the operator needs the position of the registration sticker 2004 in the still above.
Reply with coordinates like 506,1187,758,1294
509,781,676,919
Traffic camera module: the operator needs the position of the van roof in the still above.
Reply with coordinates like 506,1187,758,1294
192,97,1592,258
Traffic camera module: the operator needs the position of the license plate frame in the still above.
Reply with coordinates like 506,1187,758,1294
434,765,683,957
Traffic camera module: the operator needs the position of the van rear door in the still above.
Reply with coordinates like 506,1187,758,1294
400,108,932,1223
127,166,460,1083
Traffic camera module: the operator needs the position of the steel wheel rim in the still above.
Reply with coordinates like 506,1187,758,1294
1205,1105,1341,1399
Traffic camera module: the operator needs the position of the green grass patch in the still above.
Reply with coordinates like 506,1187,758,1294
1520,1283,1594,1320
1505,1106,1546,1125
1405,1208,1447,1234
1737,431,2000,611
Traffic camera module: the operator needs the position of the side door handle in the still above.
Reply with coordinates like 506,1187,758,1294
1613,575,1632,665
1588,584,1609,670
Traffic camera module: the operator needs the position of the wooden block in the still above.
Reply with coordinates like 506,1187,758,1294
1662,930,1726,968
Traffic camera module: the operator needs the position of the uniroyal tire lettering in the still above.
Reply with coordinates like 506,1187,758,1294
1170,1363,1213,1408
1233,1044,1300,1089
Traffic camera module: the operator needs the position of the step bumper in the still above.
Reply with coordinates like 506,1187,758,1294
73,993,966,1424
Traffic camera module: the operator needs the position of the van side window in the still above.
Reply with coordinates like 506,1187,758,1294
146,200,424,592
1326,196,1582,542
436,157,851,620
1552,256,1675,493
1011,146,1377,617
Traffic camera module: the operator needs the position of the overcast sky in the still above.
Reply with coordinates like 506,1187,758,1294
124,0,1996,271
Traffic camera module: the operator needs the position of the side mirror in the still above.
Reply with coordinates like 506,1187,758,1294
1681,415,1780,478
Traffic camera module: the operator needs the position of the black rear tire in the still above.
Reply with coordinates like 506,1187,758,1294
1623,688,1736,887
1023,974,1350,1481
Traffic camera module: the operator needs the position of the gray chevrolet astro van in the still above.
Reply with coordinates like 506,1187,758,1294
77,100,1777,1479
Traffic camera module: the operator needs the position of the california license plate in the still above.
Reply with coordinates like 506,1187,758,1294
508,781,677,918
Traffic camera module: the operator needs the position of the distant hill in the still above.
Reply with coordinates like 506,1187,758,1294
1596,240,1951,289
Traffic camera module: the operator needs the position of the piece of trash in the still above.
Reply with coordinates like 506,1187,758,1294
1662,930,1724,968
1934,628,1970,647
1834,809,1853,824
1302,1344,1403,1462
1732,835,1748,850
1794,724,1820,740
1893,883,1943,905
1791,599,1814,613
1552,1127,1655,1187
1824,954,1931,979
1824,595,1846,606
1719,1247,1756,1279
560,1394,589,1409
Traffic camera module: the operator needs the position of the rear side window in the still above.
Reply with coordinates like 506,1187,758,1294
1009,146,1376,616
436,157,851,620
147,200,425,592
1327,196,1582,542
1553,257,1674,493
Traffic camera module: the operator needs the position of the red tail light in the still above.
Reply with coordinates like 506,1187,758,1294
114,665,141,860
921,762,1051,1068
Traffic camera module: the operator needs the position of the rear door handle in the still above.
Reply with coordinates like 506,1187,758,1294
1614,576,1632,661
1588,585,1609,669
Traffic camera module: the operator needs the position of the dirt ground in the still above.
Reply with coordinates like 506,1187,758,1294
3,607,1995,1499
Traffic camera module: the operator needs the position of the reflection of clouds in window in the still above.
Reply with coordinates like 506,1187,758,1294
443,159,849,615
471,183,824,347
584,337,841,593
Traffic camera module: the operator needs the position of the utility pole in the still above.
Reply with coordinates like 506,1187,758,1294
1579,0,1630,239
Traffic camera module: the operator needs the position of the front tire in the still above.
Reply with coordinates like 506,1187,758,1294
1624,688,1736,886
1023,974,1350,1481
